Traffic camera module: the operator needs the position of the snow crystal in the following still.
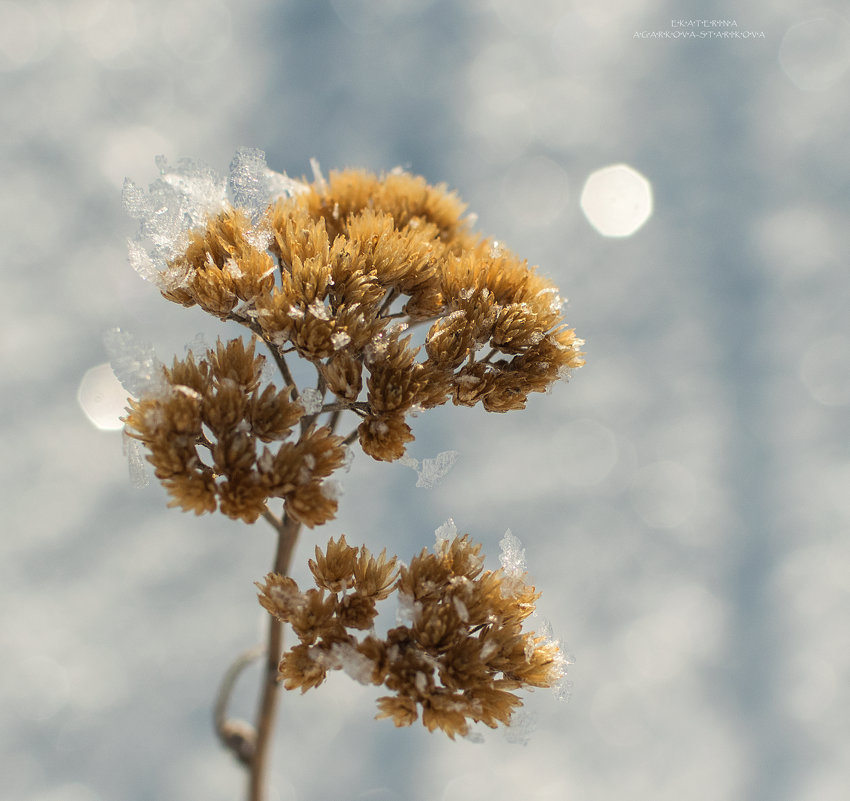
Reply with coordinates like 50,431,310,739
434,518,457,546
399,451,459,488
123,157,227,287
124,150,307,292
415,450,459,488
320,479,344,501
464,730,485,744
396,591,421,626
307,299,331,321
499,529,527,577
331,330,351,350
398,454,419,472
321,642,374,685
103,328,164,397
503,708,537,746
341,446,355,472
228,147,271,223
309,157,327,191
299,387,323,414
122,430,149,488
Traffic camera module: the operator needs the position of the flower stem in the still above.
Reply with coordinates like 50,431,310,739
248,510,302,801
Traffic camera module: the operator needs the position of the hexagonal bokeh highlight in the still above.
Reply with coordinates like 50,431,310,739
78,362,128,431
580,163,653,238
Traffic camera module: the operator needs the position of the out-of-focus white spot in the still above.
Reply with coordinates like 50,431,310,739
78,363,129,431
779,16,850,91
0,1,60,71
580,163,652,237
162,0,231,63
800,335,850,405
501,155,569,228
75,0,138,62
101,126,173,188
559,418,618,488
630,460,696,529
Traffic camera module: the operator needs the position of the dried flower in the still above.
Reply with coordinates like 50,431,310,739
256,530,567,739
123,338,345,524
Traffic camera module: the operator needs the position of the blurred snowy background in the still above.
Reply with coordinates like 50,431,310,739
3,1,850,800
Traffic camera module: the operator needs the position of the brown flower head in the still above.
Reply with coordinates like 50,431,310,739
258,527,568,739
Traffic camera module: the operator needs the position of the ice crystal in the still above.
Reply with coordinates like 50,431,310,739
122,430,149,488
498,529,527,577
103,327,164,397
415,450,459,488
503,708,537,746
300,387,324,414
434,518,458,546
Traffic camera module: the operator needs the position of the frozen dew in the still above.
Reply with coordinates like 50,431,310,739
320,479,345,502
123,156,228,287
299,387,324,414
503,707,537,745
396,592,422,626
399,451,460,488
322,642,374,685
800,335,850,405
123,431,150,488
499,529,527,577
434,518,458,546
228,147,273,223
580,163,653,237
779,16,850,91
415,450,459,488
103,328,164,397
331,330,352,350
77,363,130,431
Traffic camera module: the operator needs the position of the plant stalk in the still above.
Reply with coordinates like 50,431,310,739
248,510,302,801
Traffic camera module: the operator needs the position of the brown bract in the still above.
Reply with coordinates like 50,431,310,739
256,533,564,738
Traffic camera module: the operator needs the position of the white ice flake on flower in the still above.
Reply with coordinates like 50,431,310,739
320,642,373,685
331,330,351,350
122,430,149,488
416,450,459,488
400,450,460,488
123,149,308,291
103,327,164,397
503,708,537,746
299,387,323,414
434,518,457,546
498,529,527,577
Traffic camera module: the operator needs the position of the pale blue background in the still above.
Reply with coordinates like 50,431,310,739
2,1,849,800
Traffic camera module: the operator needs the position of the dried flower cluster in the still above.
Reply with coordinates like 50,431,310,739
257,532,565,739
119,154,579,770
132,166,583,467
123,338,346,525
